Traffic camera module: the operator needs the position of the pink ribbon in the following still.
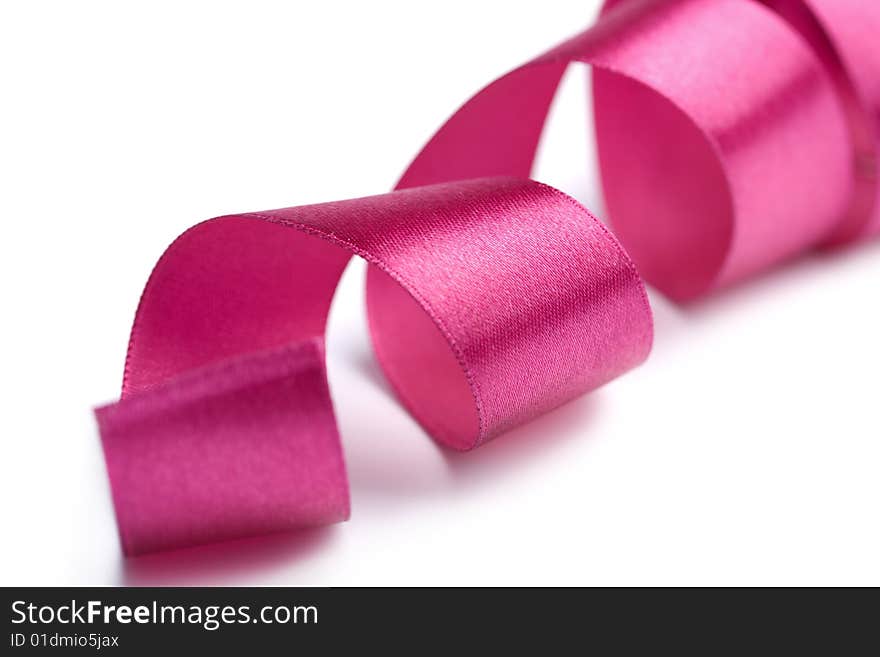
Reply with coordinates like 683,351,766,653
96,0,879,555
760,0,880,245
97,179,651,555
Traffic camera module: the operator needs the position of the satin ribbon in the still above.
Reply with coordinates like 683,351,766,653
760,0,880,245
95,0,879,555
97,179,652,555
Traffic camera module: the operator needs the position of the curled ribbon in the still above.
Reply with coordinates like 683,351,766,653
97,179,652,555
96,0,879,555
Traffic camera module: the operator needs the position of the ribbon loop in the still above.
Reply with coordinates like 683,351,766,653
100,178,651,554
402,0,854,301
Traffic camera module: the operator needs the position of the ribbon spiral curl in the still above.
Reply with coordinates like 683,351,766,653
97,179,651,555
96,0,880,555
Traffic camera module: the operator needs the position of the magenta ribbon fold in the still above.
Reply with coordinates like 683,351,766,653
96,0,879,555
97,179,651,555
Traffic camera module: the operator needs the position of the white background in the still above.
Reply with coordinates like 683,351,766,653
1,0,878,586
